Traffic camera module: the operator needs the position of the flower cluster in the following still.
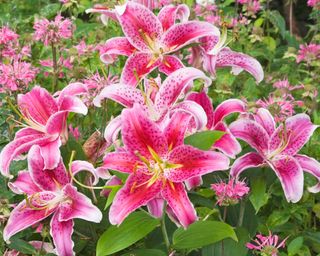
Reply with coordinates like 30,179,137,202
296,43,320,64
1,2,320,256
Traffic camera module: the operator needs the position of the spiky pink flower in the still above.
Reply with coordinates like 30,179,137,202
246,231,287,256
33,14,73,46
0,26,20,58
211,178,249,206
68,124,81,140
296,43,320,64
308,0,320,9
272,79,304,92
0,60,38,92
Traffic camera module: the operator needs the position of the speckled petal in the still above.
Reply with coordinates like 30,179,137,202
269,114,318,156
93,84,145,108
215,47,264,83
270,155,304,203
230,152,265,178
161,182,197,228
158,4,190,31
158,55,184,75
109,173,161,225
166,145,229,182
214,99,246,125
229,118,269,155
100,37,136,64
162,21,220,54
295,154,320,193
8,171,41,195
102,151,140,174
121,105,168,159
254,108,276,136
117,1,163,52
186,91,214,129
147,198,164,218
120,52,161,87
185,176,203,190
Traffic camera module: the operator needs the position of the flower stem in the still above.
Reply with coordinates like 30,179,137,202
51,43,58,92
161,202,170,252
237,201,245,227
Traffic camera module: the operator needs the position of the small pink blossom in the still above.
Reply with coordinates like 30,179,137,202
68,124,81,140
0,26,20,58
75,40,93,56
211,178,250,206
296,43,320,64
33,14,73,46
272,79,304,92
247,231,287,256
0,60,38,92
308,0,320,9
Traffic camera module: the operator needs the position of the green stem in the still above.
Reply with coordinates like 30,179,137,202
161,203,170,252
237,201,245,227
51,43,58,92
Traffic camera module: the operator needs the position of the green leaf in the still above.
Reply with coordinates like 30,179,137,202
40,3,60,18
8,238,37,254
121,249,166,256
249,177,269,213
288,237,304,256
172,221,237,250
104,185,122,210
96,211,160,256
184,130,225,150
268,10,286,38
267,210,290,227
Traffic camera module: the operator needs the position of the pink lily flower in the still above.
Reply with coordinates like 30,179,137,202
188,33,264,83
4,145,102,256
230,108,320,203
94,67,211,145
100,104,229,227
184,91,246,190
0,83,88,178
93,1,219,86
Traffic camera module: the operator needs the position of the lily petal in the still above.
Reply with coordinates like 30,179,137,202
28,145,69,191
86,6,118,24
58,96,88,115
164,111,192,149
18,86,58,126
162,21,220,54
71,161,100,185
230,152,265,178
295,154,320,193
100,37,136,64
186,91,214,129
214,99,246,125
147,198,164,218
117,1,163,52
4,193,56,242
254,108,276,136
215,47,264,83
158,55,184,75
50,211,74,256
166,145,230,182
102,151,140,174
120,52,161,87
58,184,102,223
0,134,53,178
104,116,122,146
170,100,208,130
185,176,203,190
39,138,62,170
93,84,145,108
161,182,197,228
213,121,242,158
155,67,211,114
158,4,190,31
121,105,168,159
109,173,161,225
270,155,304,203
229,118,269,155
8,171,41,195
269,114,318,156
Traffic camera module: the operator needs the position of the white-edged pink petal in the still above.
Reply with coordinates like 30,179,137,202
230,152,265,178
254,108,276,136
185,176,203,190
71,160,99,185
214,99,246,124
158,4,190,31
158,55,184,75
147,198,164,218
8,171,41,195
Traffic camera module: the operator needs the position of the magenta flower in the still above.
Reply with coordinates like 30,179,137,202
93,1,219,86
4,145,102,256
33,14,73,46
308,0,320,9
0,83,88,177
246,231,287,256
211,178,250,206
230,108,320,202
94,67,211,145
100,104,229,227
296,43,320,64
0,26,19,58
0,60,38,92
